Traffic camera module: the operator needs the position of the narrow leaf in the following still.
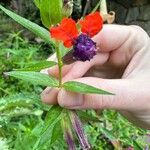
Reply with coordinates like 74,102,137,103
0,93,49,112
7,71,58,87
63,81,114,95
133,141,143,150
0,5,53,44
0,93,38,112
77,111,100,122
50,121,63,146
91,1,101,13
15,61,57,71
100,128,116,141
37,106,63,147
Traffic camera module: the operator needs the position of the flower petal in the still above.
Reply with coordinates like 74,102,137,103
50,18,78,48
79,12,103,37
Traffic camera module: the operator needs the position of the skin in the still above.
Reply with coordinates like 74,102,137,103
41,25,150,129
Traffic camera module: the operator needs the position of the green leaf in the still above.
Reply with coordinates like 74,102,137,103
63,81,114,95
0,93,49,112
0,5,53,45
133,141,143,150
37,106,64,148
77,111,100,122
8,71,58,87
91,1,101,13
49,121,63,146
35,0,63,28
100,128,116,141
100,128,123,149
0,93,37,112
15,60,57,71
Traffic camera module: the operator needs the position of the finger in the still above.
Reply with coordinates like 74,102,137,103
47,52,109,80
48,64,74,78
93,24,132,52
62,53,109,81
41,87,59,104
57,77,136,110
41,60,93,104
46,24,135,78
41,53,109,104
41,25,138,105
47,24,131,76
41,64,74,104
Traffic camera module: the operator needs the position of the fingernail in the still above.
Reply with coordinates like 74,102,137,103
41,87,59,104
58,90,83,107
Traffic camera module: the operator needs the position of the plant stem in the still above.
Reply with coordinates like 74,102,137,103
55,42,63,87
83,0,91,17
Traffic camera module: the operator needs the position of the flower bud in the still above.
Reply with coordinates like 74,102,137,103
62,0,73,17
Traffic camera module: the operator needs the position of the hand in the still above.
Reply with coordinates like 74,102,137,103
41,24,150,129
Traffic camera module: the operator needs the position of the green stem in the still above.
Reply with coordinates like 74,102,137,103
55,42,63,87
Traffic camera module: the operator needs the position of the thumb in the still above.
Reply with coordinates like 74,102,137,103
57,77,133,110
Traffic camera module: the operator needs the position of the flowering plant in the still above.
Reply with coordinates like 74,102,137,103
50,12,103,61
0,3,114,150
46,12,112,149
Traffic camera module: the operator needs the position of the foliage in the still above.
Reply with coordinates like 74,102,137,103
0,5,53,45
34,0,63,28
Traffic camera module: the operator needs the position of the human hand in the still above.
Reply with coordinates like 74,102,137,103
41,24,150,129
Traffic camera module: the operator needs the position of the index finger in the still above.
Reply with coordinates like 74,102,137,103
93,24,131,52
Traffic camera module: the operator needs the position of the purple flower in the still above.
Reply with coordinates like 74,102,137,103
73,34,96,61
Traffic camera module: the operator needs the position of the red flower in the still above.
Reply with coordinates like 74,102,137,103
50,12,103,48
50,18,78,48
79,12,103,37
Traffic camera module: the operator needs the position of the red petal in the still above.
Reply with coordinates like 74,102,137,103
79,12,103,37
50,18,78,48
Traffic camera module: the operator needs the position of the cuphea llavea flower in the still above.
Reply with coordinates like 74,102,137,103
50,12,103,61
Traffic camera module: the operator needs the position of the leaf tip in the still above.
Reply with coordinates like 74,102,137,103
106,92,115,96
